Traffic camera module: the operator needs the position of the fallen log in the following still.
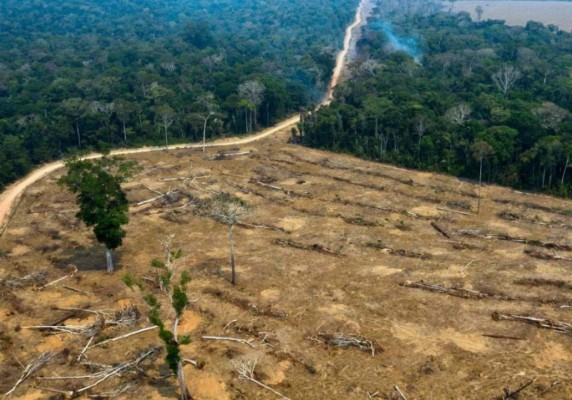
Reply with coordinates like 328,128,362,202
437,207,472,216
310,332,383,356
524,248,572,262
430,222,451,239
492,312,572,336
499,379,535,400
453,229,572,251
402,281,514,301
272,238,340,256
482,334,527,341
366,242,431,259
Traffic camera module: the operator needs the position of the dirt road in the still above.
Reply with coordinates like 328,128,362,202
0,0,366,238
0,115,300,237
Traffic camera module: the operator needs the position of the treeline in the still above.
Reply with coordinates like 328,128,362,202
0,0,359,190
301,0,572,196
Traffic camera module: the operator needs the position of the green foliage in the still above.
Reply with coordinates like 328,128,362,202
0,0,359,190
121,273,139,290
180,271,192,287
302,1,572,195
58,156,137,253
172,285,188,318
151,259,167,270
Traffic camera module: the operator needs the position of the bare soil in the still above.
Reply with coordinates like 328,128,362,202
1,128,571,399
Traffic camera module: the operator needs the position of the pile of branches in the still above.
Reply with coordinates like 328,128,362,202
493,198,572,217
272,238,341,256
366,241,431,259
402,281,514,301
492,312,572,336
1,271,47,290
524,248,572,262
203,288,288,319
311,332,383,356
453,229,572,251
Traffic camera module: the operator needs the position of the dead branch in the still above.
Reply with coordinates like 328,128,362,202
23,316,104,337
437,207,472,216
0,271,47,289
207,151,251,160
106,305,141,328
136,193,166,206
430,222,451,239
36,267,78,290
402,281,514,301
88,326,158,349
273,238,340,256
394,385,409,400
312,333,383,356
482,334,527,341
493,312,572,336
5,351,56,396
524,248,572,262
238,222,290,233
232,356,291,400
366,241,431,259
202,335,256,348
499,379,535,400
454,230,572,251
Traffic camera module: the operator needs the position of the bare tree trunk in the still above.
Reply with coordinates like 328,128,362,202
177,361,192,400
202,115,210,153
164,122,169,149
105,248,114,273
477,158,483,214
562,156,569,185
123,120,127,143
542,167,546,188
75,121,81,149
228,225,236,285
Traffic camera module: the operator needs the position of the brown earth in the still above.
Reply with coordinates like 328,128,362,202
1,128,571,399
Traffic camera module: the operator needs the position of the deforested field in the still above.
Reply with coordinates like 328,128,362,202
1,128,571,399
450,1,572,31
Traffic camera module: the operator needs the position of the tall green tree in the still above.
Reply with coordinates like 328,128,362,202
58,155,138,272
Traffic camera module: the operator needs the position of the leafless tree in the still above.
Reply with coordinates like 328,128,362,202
413,115,431,160
157,105,174,148
194,93,218,152
238,80,265,132
492,65,521,96
475,5,484,21
160,62,176,74
471,141,495,213
210,193,250,285
532,102,570,131
359,58,382,76
202,54,224,75
115,99,132,143
445,103,472,126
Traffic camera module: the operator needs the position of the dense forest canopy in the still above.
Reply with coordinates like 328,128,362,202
0,0,359,190
301,0,572,196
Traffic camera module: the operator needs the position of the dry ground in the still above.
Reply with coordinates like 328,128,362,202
450,1,572,31
1,128,571,399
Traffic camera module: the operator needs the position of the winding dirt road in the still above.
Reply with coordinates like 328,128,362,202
0,0,366,238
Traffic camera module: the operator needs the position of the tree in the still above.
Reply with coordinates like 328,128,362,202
193,93,218,153
532,102,569,131
471,141,495,213
60,98,88,149
58,155,138,273
210,193,250,285
413,115,431,161
475,5,484,21
157,105,174,148
238,80,265,132
115,99,134,143
492,65,521,96
124,235,193,400
445,103,472,126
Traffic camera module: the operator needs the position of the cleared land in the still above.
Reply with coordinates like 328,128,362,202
1,129,571,399
449,1,572,31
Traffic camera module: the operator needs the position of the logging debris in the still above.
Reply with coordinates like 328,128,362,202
492,312,572,336
402,281,514,301
0,271,47,289
453,229,572,251
366,241,431,259
514,278,572,291
497,379,536,400
309,332,383,356
524,248,572,262
203,288,288,319
272,238,341,256
430,222,451,239
493,198,572,217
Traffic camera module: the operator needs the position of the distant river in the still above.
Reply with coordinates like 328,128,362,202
448,1,572,31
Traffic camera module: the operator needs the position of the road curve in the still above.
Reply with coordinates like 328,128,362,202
0,115,300,237
0,0,366,237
